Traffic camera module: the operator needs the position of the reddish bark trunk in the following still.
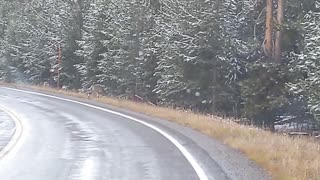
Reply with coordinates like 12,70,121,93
264,0,273,60
273,0,284,63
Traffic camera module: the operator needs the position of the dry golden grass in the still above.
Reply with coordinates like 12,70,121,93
2,83,320,180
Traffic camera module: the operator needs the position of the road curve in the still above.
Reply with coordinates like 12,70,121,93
0,109,17,156
0,87,270,180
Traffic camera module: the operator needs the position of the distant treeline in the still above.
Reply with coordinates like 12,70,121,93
0,0,319,130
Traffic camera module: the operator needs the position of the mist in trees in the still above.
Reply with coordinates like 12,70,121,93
0,0,319,130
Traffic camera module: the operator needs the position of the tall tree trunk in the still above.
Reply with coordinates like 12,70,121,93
264,0,273,60
273,0,284,63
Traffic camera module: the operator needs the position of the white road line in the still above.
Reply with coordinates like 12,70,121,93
0,105,23,161
1,87,210,180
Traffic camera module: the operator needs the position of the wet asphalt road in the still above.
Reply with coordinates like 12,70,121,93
0,87,220,180
0,111,15,151
0,87,270,180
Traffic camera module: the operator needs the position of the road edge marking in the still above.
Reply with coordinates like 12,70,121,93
0,106,23,161
1,87,209,180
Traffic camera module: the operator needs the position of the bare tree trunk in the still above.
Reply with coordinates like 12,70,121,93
264,0,273,60
273,0,284,63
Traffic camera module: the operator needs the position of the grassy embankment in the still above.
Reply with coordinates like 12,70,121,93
1,83,320,180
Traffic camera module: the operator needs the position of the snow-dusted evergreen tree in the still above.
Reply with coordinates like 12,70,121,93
153,0,253,113
1,0,319,129
75,0,104,89
0,0,76,84
98,0,141,96
77,0,167,98
152,0,193,106
0,0,23,82
289,6,320,123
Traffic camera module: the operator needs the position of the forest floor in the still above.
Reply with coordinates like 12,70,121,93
1,83,320,180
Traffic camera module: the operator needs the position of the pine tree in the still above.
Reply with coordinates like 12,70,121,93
0,0,319,130
289,6,320,124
